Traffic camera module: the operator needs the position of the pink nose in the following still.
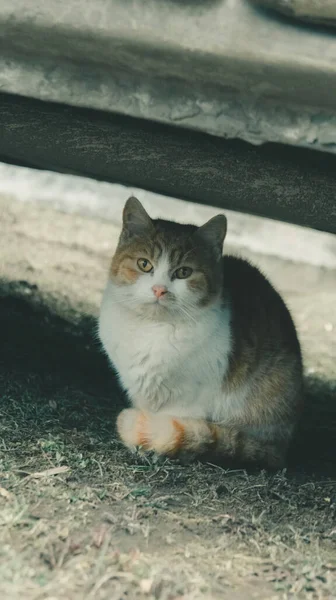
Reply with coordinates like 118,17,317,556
152,285,167,299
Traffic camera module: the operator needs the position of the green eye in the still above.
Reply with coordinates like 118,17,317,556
137,258,153,273
175,266,193,279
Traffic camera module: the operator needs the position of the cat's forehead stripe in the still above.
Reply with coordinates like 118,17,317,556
153,241,163,260
168,246,182,267
150,235,188,268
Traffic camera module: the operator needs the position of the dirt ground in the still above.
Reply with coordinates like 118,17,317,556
0,195,335,600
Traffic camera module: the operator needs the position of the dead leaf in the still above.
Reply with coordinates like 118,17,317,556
0,486,13,500
30,466,70,478
92,525,108,548
16,466,70,479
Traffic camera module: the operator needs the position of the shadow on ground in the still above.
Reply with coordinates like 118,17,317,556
1,286,335,477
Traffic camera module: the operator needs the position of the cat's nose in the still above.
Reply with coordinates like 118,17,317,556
152,285,167,299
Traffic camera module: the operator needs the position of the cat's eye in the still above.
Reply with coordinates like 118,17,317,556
175,266,193,279
137,258,153,273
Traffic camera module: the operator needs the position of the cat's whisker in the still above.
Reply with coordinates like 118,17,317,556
181,246,198,261
106,297,139,306
174,304,197,325
183,300,199,312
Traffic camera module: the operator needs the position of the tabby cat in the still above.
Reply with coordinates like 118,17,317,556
99,197,303,468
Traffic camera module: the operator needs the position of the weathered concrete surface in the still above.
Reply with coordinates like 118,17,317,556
1,0,336,152
253,0,336,25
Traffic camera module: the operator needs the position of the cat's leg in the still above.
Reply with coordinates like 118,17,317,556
117,409,287,468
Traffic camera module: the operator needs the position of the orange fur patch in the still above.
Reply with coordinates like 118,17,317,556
171,419,186,453
136,412,151,449
209,423,219,447
118,264,139,283
110,254,140,284
188,273,206,292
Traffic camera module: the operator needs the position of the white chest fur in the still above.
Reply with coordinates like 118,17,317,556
99,281,244,422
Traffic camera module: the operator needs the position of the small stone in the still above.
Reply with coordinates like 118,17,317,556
140,579,153,594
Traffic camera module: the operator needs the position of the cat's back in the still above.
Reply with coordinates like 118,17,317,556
222,254,301,356
222,254,278,298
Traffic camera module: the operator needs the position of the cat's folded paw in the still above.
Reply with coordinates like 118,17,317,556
116,409,186,457
116,408,144,450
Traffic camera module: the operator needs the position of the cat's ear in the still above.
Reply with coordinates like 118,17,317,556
121,196,154,239
195,214,227,259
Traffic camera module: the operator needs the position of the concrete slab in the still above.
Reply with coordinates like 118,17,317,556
1,0,336,152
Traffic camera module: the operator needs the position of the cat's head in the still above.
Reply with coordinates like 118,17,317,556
110,197,227,320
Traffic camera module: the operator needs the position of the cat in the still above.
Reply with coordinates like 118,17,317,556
99,196,303,469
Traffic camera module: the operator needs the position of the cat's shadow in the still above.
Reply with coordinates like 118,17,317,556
0,285,335,477
288,376,336,476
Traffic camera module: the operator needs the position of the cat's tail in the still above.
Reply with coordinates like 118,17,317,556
117,409,287,469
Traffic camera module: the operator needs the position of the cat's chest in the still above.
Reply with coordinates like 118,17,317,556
107,313,196,378
100,300,231,412
116,320,181,371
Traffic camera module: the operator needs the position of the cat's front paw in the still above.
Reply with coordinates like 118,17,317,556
116,408,144,450
116,409,185,457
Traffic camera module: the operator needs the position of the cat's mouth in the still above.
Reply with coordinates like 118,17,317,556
149,292,174,306
129,292,177,316
151,297,170,309
139,295,174,313
131,300,172,321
